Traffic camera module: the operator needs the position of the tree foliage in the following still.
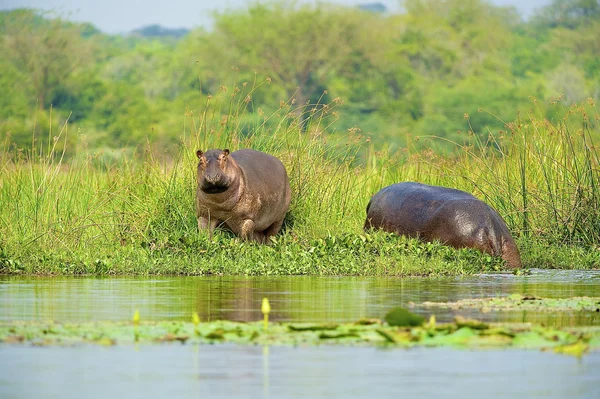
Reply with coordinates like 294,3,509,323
1,9,95,110
205,2,383,107
0,0,598,157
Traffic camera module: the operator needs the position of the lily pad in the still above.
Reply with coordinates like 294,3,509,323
384,307,425,327
2,318,598,357
417,295,600,312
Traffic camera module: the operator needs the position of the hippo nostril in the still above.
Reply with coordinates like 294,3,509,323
205,174,221,184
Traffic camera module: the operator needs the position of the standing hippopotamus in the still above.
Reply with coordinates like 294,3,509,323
196,148,291,243
364,182,522,268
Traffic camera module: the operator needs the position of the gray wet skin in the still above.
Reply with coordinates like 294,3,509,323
196,148,291,244
364,182,522,268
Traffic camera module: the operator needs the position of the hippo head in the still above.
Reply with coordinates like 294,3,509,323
196,149,235,194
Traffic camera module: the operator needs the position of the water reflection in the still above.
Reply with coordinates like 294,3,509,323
0,269,599,327
1,345,598,399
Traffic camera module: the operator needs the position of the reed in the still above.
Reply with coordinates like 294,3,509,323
425,100,600,246
1,80,598,275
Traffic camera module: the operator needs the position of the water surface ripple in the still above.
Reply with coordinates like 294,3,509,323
2,269,599,398
1,269,599,326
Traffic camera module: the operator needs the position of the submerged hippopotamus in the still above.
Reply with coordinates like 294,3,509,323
364,182,522,268
195,148,291,243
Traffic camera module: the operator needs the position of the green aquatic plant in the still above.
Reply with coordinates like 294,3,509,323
417,295,600,312
384,307,425,327
1,318,597,357
553,340,589,359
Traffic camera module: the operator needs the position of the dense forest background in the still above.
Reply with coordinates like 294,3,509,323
1,0,599,158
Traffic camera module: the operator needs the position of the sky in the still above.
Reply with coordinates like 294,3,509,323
1,0,553,34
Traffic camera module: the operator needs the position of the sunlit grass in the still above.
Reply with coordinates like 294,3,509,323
416,99,600,246
1,79,599,275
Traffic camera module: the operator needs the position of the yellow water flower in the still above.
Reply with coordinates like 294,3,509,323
262,298,271,329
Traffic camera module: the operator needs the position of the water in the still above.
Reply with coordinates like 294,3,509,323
1,269,599,398
1,345,598,399
1,269,599,326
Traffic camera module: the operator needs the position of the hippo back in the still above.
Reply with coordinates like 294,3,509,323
231,149,287,187
365,182,475,232
231,149,291,227
365,182,522,268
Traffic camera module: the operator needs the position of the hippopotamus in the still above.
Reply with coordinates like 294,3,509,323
195,148,291,243
364,182,522,268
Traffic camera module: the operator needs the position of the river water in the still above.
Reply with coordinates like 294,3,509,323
1,269,599,398
1,269,599,326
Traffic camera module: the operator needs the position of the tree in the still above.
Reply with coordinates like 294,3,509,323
398,0,517,82
203,1,381,108
532,0,600,29
1,9,94,110
546,21,600,83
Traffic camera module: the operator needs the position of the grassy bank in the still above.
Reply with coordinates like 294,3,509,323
1,84,599,275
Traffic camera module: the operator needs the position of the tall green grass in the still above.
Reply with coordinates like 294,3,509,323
414,100,600,246
0,79,599,275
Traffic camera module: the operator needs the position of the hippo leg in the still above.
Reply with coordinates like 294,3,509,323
198,215,220,238
263,219,284,243
239,219,267,243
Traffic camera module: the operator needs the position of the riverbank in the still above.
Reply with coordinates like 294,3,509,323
1,100,598,276
1,232,598,276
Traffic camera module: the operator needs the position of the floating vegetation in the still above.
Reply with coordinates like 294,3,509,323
1,317,598,358
384,307,425,327
416,295,600,312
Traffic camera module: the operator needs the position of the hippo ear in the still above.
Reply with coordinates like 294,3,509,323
196,150,203,159
223,149,230,156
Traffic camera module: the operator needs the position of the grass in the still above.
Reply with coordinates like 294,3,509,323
0,79,599,275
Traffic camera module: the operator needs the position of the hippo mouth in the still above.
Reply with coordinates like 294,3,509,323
201,183,229,194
